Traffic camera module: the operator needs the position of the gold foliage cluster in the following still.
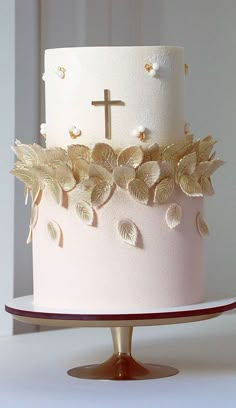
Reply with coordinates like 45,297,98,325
11,134,223,244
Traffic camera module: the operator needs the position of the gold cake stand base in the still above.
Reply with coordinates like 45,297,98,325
67,327,179,380
5,296,236,381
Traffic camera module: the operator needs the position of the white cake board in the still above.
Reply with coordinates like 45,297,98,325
5,295,236,381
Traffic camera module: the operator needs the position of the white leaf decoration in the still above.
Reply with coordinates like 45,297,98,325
91,181,111,207
128,179,149,204
47,220,62,245
117,146,143,168
76,200,94,225
165,203,182,229
89,163,113,185
113,166,135,189
196,212,209,237
136,161,160,188
179,175,203,197
91,143,117,171
154,178,175,204
117,219,138,246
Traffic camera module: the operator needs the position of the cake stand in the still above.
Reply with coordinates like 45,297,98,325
5,296,236,381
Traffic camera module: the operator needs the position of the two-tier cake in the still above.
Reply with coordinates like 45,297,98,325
11,46,223,312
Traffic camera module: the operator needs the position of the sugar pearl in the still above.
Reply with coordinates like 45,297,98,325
132,129,140,137
40,123,46,135
149,69,156,77
73,127,81,136
138,125,145,133
42,73,46,81
69,125,76,133
57,70,64,79
152,62,159,71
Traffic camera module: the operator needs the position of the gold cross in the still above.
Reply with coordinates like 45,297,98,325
91,89,123,139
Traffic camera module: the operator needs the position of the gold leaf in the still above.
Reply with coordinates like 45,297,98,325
143,143,161,162
68,184,92,207
165,203,182,229
76,200,94,225
26,225,32,244
197,138,216,162
199,176,214,196
24,186,29,205
91,181,111,207
176,152,197,182
73,158,90,183
162,135,193,163
35,167,62,204
89,163,113,185
44,148,67,165
183,140,200,156
179,175,203,197
136,161,160,188
117,146,143,168
154,178,175,204
10,168,33,187
204,159,225,177
202,135,214,142
67,144,90,162
113,166,135,189
128,179,149,204
209,151,216,161
159,161,175,180
54,163,76,191
31,179,41,203
196,212,209,238
47,220,62,244
91,143,117,171
194,161,212,179
12,143,39,166
30,204,39,228
117,219,138,246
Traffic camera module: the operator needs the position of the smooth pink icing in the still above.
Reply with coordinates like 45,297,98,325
32,187,204,312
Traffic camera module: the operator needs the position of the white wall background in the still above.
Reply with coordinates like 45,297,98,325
1,0,235,334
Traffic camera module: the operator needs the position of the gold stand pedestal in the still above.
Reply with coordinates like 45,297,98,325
67,327,178,380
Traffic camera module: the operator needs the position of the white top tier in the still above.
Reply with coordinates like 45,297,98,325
44,46,185,149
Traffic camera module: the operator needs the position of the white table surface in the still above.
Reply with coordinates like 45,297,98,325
0,314,236,408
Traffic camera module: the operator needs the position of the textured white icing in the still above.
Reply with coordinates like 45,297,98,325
33,188,204,311
32,45,204,311
44,46,185,149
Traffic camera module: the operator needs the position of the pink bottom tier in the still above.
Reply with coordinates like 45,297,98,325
32,188,204,313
